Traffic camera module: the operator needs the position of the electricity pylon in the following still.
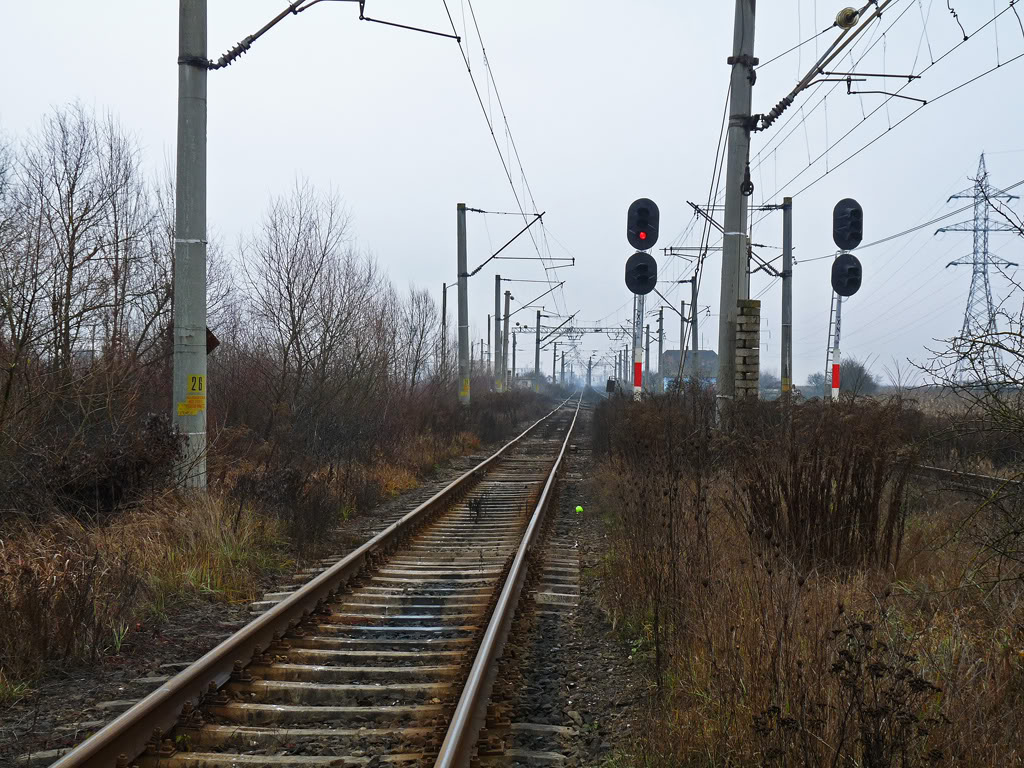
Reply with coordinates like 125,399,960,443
938,154,1018,383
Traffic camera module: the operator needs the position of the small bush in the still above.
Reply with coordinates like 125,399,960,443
732,398,919,570
0,371,182,522
0,495,287,680
0,519,142,678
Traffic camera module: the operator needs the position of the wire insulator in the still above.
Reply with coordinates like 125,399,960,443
755,95,795,132
211,35,255,70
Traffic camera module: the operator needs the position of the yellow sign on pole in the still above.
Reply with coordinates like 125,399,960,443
177,374,207,416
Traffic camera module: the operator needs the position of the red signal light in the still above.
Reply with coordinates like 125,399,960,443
639,231,647,240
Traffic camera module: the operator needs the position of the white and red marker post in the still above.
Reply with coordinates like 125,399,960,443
831,294,842,400
632,293,645,400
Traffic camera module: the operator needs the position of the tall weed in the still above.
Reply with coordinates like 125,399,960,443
593,394,1022,766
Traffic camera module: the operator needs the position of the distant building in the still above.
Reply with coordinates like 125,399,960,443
660,349,719,382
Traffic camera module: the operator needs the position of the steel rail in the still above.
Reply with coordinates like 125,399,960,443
912,464,1022,494
52,396,575,768
434,392,582,768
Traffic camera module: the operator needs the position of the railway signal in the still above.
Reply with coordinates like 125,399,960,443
832,197,863,251
831,252,863,297
625,198,660,400
624,251,658,295
626,198,660,251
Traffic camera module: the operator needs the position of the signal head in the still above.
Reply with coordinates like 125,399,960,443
831,252,863,297
832,197,864,251
625,251,658,295
627,198,660,250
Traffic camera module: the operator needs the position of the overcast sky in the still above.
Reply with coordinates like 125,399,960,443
3,1,1022,385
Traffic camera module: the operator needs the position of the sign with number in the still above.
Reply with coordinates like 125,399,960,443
177,374,207,416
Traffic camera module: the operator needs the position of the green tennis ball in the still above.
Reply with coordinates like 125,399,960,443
575,505,584,514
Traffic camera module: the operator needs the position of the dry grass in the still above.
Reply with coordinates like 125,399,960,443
0,494,288,681
593,391,1024,767
0,393,536,687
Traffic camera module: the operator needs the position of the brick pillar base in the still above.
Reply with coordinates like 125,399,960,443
735,299,760,400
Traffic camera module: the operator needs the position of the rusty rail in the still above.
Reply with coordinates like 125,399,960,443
912,464,1022,495
52,396,575,768
434,393,582,768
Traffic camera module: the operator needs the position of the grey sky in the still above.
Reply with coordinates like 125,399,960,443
2,1,1022,385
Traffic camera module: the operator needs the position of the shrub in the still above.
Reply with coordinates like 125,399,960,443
0,495,287,680
732,398,919,570
590,394,1021,767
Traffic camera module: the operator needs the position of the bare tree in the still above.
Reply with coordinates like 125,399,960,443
20,104,113,370
397,287,438,393
239,179,351,439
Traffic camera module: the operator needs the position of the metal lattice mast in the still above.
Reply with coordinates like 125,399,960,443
938,154,1018,382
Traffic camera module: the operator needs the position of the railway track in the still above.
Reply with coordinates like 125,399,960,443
912,464,1022,494
50,395,582,768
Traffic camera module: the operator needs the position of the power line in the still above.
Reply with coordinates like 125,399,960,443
440,0,566,313
789,49,1024,201
463,0,569,314
758,23,837,69
748,2,1024,232
795,177,1024,263
749,0,919,174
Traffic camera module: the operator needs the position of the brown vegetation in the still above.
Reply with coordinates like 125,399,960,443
593,389,1023,767
0,104,548,687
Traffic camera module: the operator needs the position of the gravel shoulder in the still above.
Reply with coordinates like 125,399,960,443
562,402,648,766
481,399,648,767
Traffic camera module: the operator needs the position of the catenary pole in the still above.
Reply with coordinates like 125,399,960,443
494,276,502,391
692,278,700,370
441,282,447,378
552,342,558,385
680,299,687,378
560,351,565,386
501,289,511,392
781,196,793,408
512,331,517,386
486,316,491,378
534,310,541,392
457,203,470,405
717,0,757,406
173,0,209,488
690,279,699,378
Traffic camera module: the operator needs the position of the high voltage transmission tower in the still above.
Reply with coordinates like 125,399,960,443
938,154,1019,383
